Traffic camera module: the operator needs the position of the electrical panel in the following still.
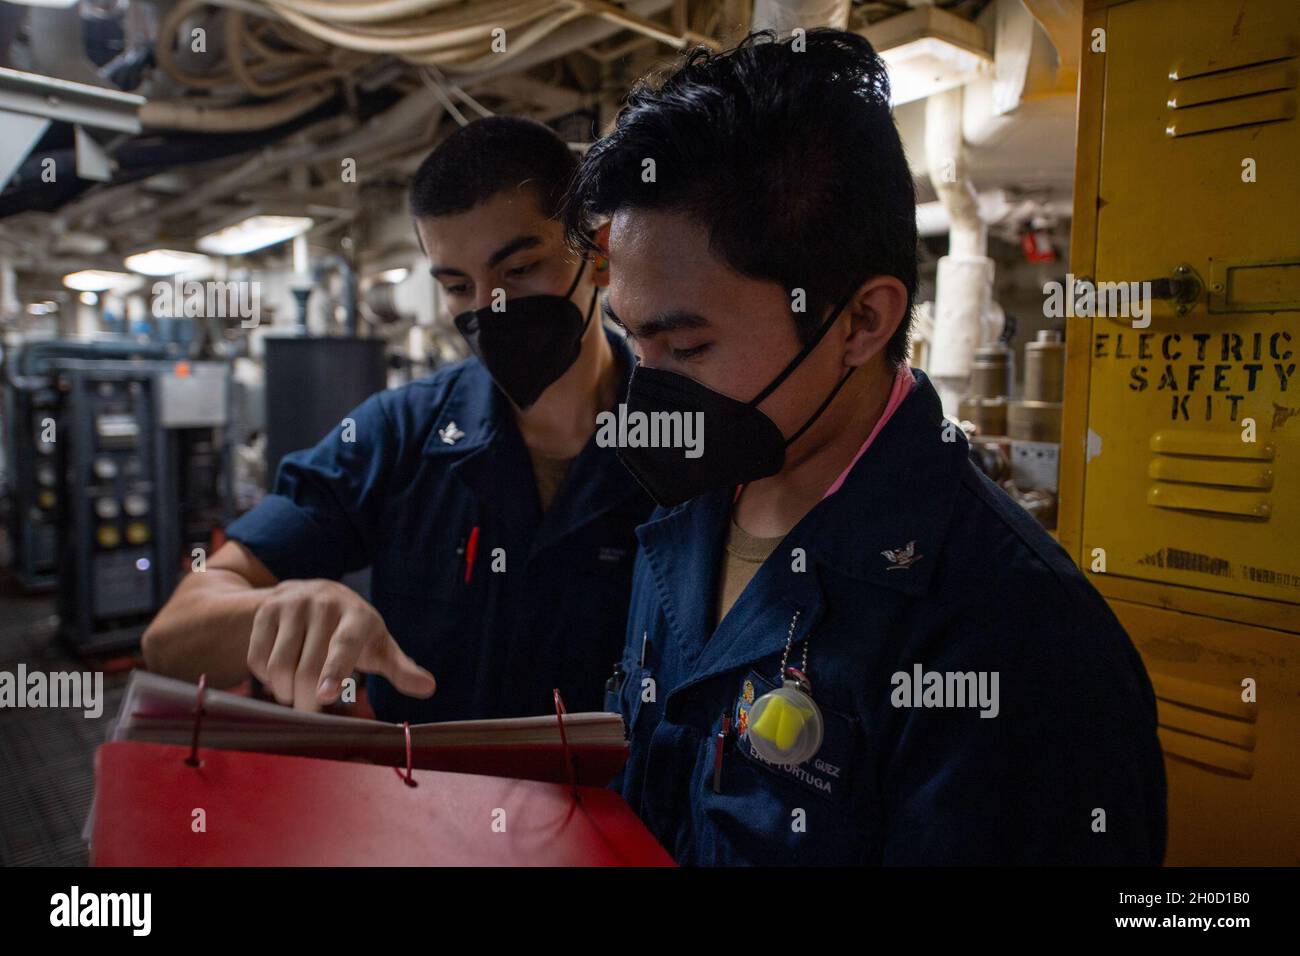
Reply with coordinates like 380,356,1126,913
4,381,62,589
49,359,230,654
57,365,161,652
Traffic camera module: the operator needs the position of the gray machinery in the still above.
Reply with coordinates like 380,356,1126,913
263,335,387,489
958,329,1067,530
53,358,231,653
261,254,389,489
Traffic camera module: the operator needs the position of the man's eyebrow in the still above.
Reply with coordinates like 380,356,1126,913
487,234,544,267
429,234,545,278
603,299,711,337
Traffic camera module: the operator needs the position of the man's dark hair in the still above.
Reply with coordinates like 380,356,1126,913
564,29,918,367
409,116,578,221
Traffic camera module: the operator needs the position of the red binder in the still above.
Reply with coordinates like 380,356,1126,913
91,741,675,866
117,740,632,788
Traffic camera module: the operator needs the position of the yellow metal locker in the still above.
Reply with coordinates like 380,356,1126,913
1062,0,1300,864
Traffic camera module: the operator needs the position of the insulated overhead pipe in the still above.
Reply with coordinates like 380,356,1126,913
312,254,359,337
924,85,1002,418
750,0,851,32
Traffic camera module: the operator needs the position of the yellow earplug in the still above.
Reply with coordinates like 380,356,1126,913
746,678,823,764
752,695,809,750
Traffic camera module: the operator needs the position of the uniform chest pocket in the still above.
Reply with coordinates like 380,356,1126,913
557,533,638,637
373,538,483,596
730,669,859,807
618,663,661,738
370,547,473,645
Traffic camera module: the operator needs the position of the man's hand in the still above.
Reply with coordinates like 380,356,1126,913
246,579,437,712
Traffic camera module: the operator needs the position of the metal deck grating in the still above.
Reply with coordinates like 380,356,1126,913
0,586,131,867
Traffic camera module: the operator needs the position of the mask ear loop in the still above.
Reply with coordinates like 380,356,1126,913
564,256,588,300
745,286,861,447
746,286,858,409
568,256,599,338
782,364,858,448
581,283,598,330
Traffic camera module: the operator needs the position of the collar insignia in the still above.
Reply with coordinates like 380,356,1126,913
882,540,922,570
438,420,465,445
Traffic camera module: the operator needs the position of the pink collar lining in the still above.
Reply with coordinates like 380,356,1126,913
821,364,916,499
731,364,917,504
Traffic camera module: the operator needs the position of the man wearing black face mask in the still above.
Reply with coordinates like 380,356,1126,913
143,116,655,723
564,31,1166,865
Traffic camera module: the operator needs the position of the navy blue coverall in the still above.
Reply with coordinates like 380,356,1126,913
227,329,654,722
613,370,1167,865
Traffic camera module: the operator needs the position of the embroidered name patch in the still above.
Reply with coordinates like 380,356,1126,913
733,669,857,804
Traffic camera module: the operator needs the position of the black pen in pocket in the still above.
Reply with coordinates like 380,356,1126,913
713,710,731,793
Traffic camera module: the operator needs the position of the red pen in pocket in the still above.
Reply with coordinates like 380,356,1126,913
463,525,480,584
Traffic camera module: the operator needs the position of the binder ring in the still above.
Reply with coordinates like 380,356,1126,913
186,674,207,767
553,688,578,800
393,721,417,787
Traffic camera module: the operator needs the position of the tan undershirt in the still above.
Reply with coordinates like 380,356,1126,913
715,517,786,624
529,449,574,513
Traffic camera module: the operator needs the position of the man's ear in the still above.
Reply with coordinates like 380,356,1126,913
590,222,611,289
842,276,907,368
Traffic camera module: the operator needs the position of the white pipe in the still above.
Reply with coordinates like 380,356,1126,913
267,0,469,25
292,235,310,276
915,190,1072,237
266,0,559,56
926,87,985,258
431,0,673,82
750,0,851,32
0,258,17,323
138,91,445,224
139,87,335,132
924,85,999,417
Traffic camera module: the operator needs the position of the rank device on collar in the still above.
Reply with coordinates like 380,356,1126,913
744,610,824,766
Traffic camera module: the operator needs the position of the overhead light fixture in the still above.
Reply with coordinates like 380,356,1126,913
80,292,99,305
379,267,410,285
125,248,213,276
63,269,136,292
197,215,314,256
863,6,992,105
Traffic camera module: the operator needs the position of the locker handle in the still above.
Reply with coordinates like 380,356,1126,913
1139,264,1203,315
